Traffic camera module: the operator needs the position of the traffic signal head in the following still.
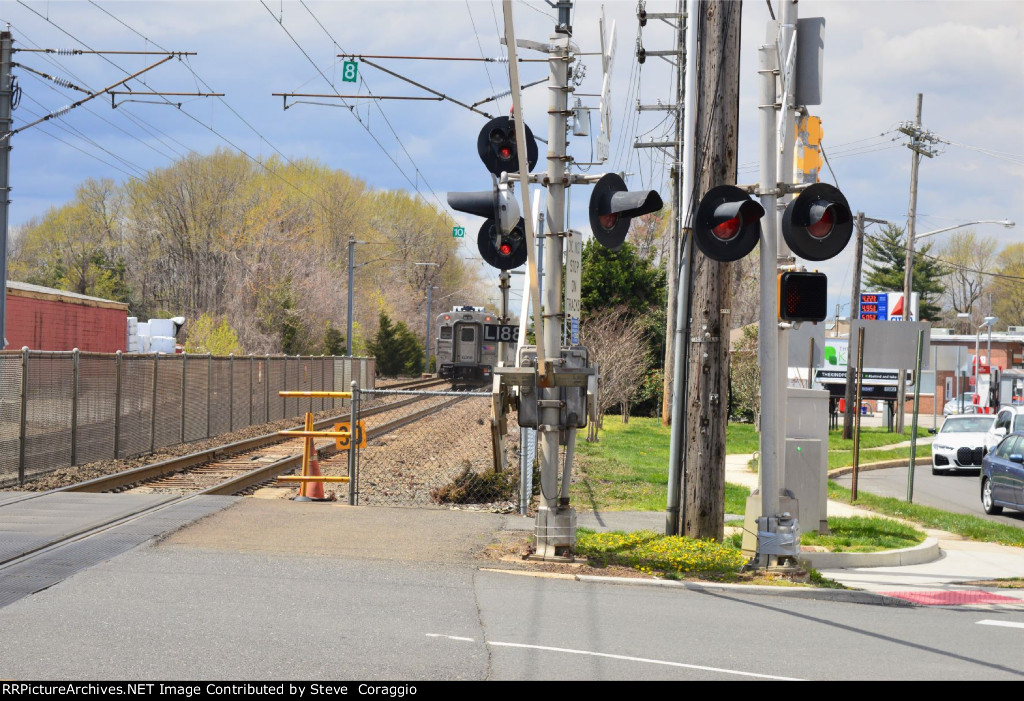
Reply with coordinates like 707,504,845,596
588,173,664,251
693,185,765,262
477,116,539,176
781,183,853,261
778,271,828,322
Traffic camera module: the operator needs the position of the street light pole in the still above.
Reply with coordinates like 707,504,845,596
347,237,357,357
914,219,1014,241
413,262,441,376
425,284,439,375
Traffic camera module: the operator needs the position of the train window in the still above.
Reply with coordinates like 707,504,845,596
440,327,452,339
461,327,475,342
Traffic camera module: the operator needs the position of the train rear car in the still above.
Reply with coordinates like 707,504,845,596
435,306,514,387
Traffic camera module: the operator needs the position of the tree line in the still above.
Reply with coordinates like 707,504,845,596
9,149,485,357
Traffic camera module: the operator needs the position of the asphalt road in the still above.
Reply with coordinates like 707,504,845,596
1,540,1023,680
833,465,1024,528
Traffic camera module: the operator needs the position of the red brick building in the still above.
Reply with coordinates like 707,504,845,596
4,281,128,353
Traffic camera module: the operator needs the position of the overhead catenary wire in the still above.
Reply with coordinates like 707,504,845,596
263,1,451,215
14,5,349,221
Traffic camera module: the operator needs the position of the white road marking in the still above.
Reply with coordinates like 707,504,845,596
977,619,1024,629
426,635,803,680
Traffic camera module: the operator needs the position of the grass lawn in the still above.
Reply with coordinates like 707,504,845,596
828,481,1024,548
574,417,749,513
800,515,925,552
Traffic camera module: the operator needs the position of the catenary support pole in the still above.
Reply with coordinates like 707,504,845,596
347,236,355,357
0,31,13,350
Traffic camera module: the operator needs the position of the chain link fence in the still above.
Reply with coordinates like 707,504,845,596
350,388,532,512
0,349,375,487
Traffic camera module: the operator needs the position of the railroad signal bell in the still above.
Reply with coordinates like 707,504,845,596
781,183,853,261
477,116,539,176
778,271,828,322
588,173,664,251
693,185,766,262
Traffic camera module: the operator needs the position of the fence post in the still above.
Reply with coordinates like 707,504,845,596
249,354,254,427
181,352,187,443
71,348,80,466
18,347,28,485
114,350,122,459
265,354,270,423
349,380,358,506
206,353,212,439
150,352,159,454
229,353,235,431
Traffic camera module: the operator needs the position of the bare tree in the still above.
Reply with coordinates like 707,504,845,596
581,305,650,441
939,230,998,326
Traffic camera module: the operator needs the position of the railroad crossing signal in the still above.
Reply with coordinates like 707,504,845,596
693,185,765,262
781,182,853,261
587,172,664,251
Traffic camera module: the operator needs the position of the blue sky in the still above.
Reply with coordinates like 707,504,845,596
4,0,1023,318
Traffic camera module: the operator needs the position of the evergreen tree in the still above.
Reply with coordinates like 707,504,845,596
580,239,666,316
863,224,947,321
367,313,424,376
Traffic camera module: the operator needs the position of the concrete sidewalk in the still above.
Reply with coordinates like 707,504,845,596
726,451,1024,606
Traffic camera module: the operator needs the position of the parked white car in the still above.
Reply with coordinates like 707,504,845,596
943,393,978,415
929,414,999,475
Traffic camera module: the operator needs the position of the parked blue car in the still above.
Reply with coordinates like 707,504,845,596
980,432,1024,515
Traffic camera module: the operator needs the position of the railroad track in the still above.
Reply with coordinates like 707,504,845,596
67,382,469,496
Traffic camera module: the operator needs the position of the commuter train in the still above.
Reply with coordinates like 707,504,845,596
435,306,517,386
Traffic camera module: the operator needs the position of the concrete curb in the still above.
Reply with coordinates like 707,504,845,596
573,574,915,607
797,536,940,569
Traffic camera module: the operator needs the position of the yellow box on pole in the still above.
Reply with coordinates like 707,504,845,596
334,420,367,450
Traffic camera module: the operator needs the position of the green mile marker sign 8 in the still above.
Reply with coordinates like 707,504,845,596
342,60,358,83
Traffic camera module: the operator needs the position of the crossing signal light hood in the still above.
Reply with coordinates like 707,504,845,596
781,183,853,261
693,185,765,262
588,173,664,251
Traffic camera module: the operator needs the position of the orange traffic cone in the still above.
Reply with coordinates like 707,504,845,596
305,451,327,500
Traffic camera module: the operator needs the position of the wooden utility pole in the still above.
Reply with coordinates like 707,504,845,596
681,0,742,539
